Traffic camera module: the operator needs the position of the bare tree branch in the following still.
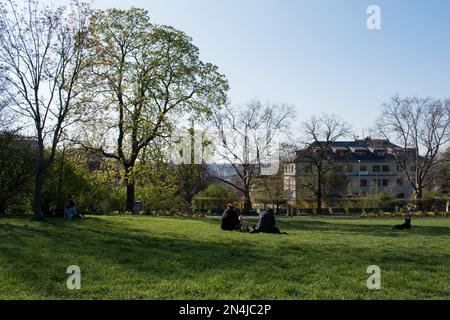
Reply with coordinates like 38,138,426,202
376,95,450,204
210,100,295,211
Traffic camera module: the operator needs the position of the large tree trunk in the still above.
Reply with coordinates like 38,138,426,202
0,202,6,215
57,147,65,211
317,169,322,215
243,189,252,213
242,165,252,213
185,193,194,214
126,181,135,213
414,188,423,210
33,158,45,220
124,165,136,213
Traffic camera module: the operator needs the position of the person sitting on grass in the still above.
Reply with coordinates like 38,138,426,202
221,203,246,231
251,208,283,234
64,199,85,220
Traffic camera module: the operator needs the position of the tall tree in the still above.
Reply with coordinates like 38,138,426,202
436,148,450,196
295,163,348,209
377,96,450,205
0,0,92,219
0,65,9,126
251,169,286,211
137,134,213,213
168,123,215,211
423,147,450,198
211,101,294,212
299,114,351,214
80,8,228,212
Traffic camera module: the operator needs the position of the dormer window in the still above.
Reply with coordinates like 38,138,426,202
350,147,368,157
332,147,349,156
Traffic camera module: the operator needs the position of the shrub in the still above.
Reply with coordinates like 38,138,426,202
136,184,186,215
192,184,237,210
0,132,36,214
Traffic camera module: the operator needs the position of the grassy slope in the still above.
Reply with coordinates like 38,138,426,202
0,215,449,300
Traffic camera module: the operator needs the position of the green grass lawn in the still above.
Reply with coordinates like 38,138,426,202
0,215,449,300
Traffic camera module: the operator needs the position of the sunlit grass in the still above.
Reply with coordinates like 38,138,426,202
0,215,448,299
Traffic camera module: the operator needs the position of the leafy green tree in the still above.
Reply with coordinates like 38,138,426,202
134,141,211,214
41,150,92,216
193,184,237,210
0,131,36,214
80,8,228,212
136,184,185,214
251,169,287,211
171,125,215,211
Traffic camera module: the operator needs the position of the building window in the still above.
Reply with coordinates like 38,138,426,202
355,151,367,157
286,165,294,173
397,179,404,186
345,164,353,172
382,179,389,187
373,165,381,173
360,179,367,187
359,165,367,172
382,165,390,172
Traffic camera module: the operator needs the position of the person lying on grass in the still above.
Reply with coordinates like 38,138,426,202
221,203,249,232
251,209,284,234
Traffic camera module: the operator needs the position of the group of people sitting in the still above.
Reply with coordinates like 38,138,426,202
221,203,283,234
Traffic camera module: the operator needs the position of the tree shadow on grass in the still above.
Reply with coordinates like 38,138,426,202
200,216,450,238
0,217,275,295
1,215,448,299
275,219,450,238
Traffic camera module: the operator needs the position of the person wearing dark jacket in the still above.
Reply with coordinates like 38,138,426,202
252,209,281,234
64,199,85,220
221,203,241,231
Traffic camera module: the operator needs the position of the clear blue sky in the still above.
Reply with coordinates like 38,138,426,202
33,0,450,133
